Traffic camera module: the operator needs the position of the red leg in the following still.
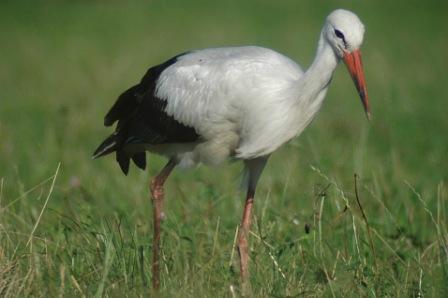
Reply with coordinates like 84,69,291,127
237,157,268,292
238,188,255,281
150,159,176,290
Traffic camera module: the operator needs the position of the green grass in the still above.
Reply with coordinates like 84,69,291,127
1,0,447,296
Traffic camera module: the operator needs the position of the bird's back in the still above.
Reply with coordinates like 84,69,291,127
156,46,304,133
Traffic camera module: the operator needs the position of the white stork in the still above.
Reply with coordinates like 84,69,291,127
93,9,369,289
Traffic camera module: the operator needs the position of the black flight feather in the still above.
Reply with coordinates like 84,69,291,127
131,152,146,170
93,52,200,174
92,133,117,159
116,150,130,175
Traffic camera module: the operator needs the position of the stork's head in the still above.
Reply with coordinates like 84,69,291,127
325,9,370,119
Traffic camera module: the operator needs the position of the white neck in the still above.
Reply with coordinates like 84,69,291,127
298,31,340,103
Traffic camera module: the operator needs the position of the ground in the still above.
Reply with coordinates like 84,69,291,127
0,0,447,296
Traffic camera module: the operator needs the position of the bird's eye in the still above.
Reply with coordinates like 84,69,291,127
334,29,345,39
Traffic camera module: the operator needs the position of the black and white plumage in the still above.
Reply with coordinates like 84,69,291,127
93,53,199,174
93,9,370,289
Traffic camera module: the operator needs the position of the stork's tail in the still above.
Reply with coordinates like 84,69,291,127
92,133,147,175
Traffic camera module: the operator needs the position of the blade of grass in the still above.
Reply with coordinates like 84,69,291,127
354,173,377,271
26,162,61,248
95,238,115,298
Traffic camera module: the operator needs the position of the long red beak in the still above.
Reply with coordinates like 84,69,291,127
343,49,370,120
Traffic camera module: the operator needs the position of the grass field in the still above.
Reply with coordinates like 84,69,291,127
1,0,448,296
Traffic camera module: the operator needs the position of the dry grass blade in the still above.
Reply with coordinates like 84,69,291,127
354,173,377,271
26,162,61,248
229,225,239,268
1,176,55,212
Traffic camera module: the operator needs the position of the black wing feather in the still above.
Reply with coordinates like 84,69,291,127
131,152,146,170
104,52,188,127
116,150,130,175
104,85,140,127
93,52,199,174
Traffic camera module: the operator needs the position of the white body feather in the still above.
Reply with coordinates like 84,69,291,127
152,42,337,168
